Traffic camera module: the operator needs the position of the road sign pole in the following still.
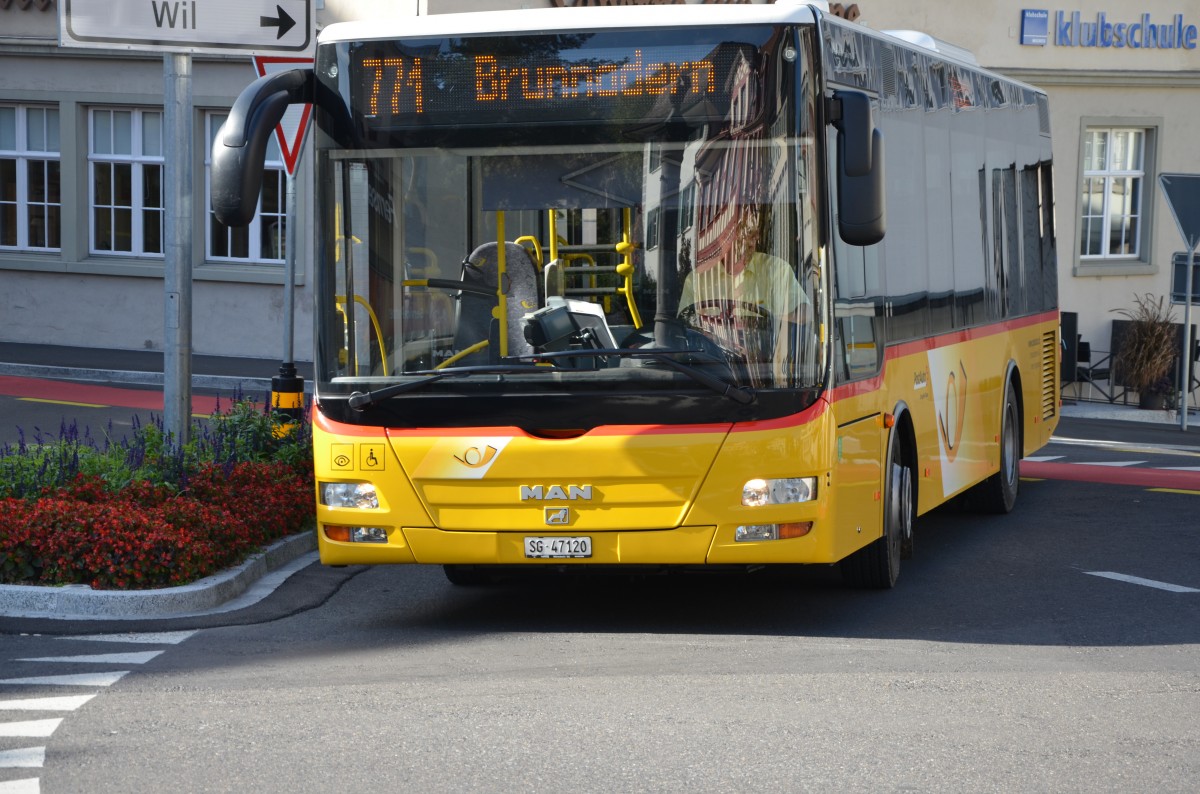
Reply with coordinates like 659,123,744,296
163,52,194,446
284,172,297,366
270,172,304,425
1184,245,1199,431
1159,173,1200,432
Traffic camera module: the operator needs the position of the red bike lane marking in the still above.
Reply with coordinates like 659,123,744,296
1022,460,1200,491
0,375,221,415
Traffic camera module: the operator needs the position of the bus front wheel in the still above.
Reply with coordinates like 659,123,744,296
841,430,911,589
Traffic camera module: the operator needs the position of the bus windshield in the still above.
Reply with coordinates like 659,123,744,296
313,25,825,420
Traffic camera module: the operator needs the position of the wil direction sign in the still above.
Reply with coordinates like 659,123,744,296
60,0,314,56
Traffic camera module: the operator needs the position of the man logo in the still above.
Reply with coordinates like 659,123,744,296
545,507,570,525
520,485,593,501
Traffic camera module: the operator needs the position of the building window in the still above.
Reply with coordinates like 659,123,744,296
205,113,286,264
89,108,164,257
1079,128,1144,260
0,105,61,251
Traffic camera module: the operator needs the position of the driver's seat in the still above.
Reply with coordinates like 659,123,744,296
453,241,540,365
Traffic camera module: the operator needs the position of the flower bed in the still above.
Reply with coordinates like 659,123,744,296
0,463,313,590
0,399,315,590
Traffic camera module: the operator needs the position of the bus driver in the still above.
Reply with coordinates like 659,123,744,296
677,201,811,380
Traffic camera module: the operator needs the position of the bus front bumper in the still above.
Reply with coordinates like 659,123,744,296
317,522,840,567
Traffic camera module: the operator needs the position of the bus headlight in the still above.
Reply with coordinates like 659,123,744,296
321,482,380,509
742,477,817,507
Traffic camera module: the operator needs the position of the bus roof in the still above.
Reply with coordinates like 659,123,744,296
319,1,826,44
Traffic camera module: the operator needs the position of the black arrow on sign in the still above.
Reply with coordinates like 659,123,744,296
260,5,297,40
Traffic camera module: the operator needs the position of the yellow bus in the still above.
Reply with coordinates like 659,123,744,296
213,1,1060,588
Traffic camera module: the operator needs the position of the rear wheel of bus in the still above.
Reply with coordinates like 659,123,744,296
974,379,1021,514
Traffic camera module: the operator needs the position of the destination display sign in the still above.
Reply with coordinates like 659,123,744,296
349,28,772,129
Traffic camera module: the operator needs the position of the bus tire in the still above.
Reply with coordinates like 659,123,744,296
976,380,1020,514
841,429,910,589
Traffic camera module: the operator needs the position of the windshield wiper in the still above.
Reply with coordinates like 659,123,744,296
347,351,754,408
523,348,756,405
346,364,545,409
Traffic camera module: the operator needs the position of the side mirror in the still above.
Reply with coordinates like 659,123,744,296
832,90,886,246
211,68,313,227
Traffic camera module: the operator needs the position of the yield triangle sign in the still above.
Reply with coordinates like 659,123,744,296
1159,173,1200,253
252,55,314,176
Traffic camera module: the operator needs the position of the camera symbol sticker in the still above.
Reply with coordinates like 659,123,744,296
332,444,354,471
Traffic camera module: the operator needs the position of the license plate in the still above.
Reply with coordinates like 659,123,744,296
524,536,592,559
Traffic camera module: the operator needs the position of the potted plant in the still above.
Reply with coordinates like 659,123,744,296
1112,293,1178,409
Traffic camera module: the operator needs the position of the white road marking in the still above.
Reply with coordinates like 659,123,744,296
0,719,62,739
16,651,163,666
0,672,129,688
1078,460,1145,467
1024,455,1063,462
1051,435,1200,456
0,747,45,768
60,631,196,645
0,695,97,712
1162,466,1200,472
0,778,39,793
1085,571,1200,593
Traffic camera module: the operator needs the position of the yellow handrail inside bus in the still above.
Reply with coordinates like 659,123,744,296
548,211,559,263
515,236,543,269
436,340,489,369
618,208,642,328
335,294,389,376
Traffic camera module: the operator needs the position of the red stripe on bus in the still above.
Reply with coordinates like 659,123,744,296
829,310,1059,403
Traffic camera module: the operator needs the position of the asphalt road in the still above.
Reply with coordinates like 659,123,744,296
2,375,1199,791
2,473,1197,792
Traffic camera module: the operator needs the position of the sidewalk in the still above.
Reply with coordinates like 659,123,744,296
0,341,312,394
1059,397,1200,448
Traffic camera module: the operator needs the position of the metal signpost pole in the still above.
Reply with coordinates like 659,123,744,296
255,53,314,425
1184,245,1199,431
271,171,305,426
284,173,297,366
163,52,194,446
1159,174,1200,432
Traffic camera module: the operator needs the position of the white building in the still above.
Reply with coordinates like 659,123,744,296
2,0,1198,393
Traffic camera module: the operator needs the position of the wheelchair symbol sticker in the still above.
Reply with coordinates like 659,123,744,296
360,444,385,471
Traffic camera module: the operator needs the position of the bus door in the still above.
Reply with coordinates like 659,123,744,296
828,122,887,553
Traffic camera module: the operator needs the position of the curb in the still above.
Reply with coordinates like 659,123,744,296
0,531,317,621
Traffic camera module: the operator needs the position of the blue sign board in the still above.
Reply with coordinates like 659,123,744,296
1020,8,1198,49
1022,9,1049,46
